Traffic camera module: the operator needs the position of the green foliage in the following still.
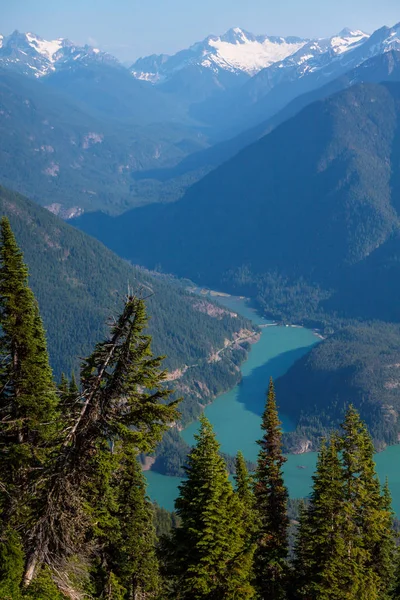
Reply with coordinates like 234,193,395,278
22,567,67,600
0,185,253,440
293,407,396,600
0,217,60,537
0,70,209,213
292,438,348,599
165,416,256,599
254,378,289,599
113,446,161,598
153,503,181,539
0,528,24,600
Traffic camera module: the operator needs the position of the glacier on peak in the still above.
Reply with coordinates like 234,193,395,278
0,30,117,77
130,27,309,82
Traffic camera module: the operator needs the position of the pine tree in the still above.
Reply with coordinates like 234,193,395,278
0,218,61,597
254,378,289,600
167,416,255,599
23,295,179,594
235,451,253,506
113,444,161,599
377,479,396,600
292,436,349,599
340,407,396,599
234,451,257,595
0,217,59,508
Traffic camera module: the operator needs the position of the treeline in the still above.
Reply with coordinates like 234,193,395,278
0,217,399,599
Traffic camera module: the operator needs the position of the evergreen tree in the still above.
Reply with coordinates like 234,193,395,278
234,451,257,595
340,407,396,599
235,451,253,506
0,218,61,596
167,416,255,599
114,444,161,599
377,479,396,600
254,378,289,600
0,217,59,508
292,436,349,599
23,296,179,594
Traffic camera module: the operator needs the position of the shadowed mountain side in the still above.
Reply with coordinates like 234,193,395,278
0,186,253,387
275,322,400,449
75,81,400,295
133,51,400,186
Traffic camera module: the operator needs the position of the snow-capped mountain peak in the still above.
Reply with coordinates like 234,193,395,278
329,28,369,54
25,32,64,63
0,30,120,77
131,28,309,82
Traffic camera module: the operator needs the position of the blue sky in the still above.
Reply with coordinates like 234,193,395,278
1,0,399,62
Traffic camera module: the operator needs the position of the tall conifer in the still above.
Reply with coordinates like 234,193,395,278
23,296,179,594
292,436,348,599
113,445,161,599
340,406,396,599
167,416,255,599
254,378,289,599
0,217,59,498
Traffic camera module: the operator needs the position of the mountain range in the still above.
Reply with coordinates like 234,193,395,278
0,30,119,77
0,184,254,435
4,20,400,451
2,22,400,218
74,77,400,449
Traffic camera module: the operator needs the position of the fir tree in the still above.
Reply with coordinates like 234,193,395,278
292,436,349,599
340,407,396,599
167,416,255,599
235,451,253,506
377,479,396,600
0,218,61,597
0,217,59,505
254,378,289,600
23,295,179,594
113,444,161,599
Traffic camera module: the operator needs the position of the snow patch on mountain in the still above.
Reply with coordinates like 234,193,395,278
330,29,369,54
25,33,63,62
131,28,309,82
0,31,118,77
204,30,307,74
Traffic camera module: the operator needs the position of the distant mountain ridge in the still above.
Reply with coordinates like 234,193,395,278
0,30,120,77
131,28,309,81
192,22,400,135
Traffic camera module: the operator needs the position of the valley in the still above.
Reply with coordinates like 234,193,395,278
147,295,400,518
2,9,400,596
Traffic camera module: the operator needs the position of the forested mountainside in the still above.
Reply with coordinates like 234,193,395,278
142,50,400,189
192,22,400,136
0,70,209,214
0,223,395,599
0,185,255,429
75,80,400,296
75,80,400,450
278,323,400,453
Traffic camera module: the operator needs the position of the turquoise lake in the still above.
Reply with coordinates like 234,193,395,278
146,294,400,515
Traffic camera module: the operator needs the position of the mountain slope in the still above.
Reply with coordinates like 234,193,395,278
0,30,119,77
193,23,398,136
0,185,255,428
75,80,400,450
134,51,400,191
132,28,308,80
277,322,400,451
75,80,400,294
0,70,209,214
44,63,190,125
